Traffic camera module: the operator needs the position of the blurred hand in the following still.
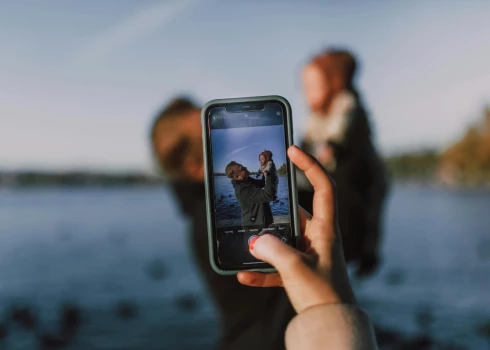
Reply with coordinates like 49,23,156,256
238,145,355,313
316,143,335,168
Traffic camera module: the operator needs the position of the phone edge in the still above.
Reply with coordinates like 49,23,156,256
201,95,300,275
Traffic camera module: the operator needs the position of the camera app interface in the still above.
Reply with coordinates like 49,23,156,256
208,102,293,269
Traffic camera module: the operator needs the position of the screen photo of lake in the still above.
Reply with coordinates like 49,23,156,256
213,175,290,228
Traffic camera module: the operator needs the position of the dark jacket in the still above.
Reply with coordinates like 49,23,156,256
232,176,275,227
171,182,295,350
299,101,388,264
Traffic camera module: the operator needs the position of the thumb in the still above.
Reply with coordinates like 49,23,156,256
251,234,342,313
250,234,310,282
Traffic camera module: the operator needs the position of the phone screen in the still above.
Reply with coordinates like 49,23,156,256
205,101,295,270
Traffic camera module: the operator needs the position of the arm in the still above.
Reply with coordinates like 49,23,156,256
262,161,273,173
304,92,355,147
285,304,377,350
249,176,265,188
323,92,356,145
243,177,276,204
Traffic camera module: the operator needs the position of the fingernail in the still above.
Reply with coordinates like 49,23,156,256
249,236,259,250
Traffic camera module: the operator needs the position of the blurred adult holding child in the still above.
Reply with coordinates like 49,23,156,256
298,49,389,277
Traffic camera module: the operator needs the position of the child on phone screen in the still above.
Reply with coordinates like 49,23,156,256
258,150,278,196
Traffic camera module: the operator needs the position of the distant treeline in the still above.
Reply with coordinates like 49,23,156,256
385,150,440,181
386,107,490,186
0,171,162,188
6,106,489,189
277,163,287,175
214,163,288,177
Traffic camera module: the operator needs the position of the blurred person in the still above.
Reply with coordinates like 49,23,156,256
150,97,295,350
238,146,378,350
298,49,389,278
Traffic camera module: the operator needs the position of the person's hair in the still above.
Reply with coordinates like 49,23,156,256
150,96,199,142
149,96,200,174
308,48,358,114
225,161,240,179
259,150,273,163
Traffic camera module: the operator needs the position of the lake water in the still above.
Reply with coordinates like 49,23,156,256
0,185,489,349
213,175,290,220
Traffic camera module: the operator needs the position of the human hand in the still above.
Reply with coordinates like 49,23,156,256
238,145,355,313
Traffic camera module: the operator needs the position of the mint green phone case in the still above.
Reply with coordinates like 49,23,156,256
201,95,301,275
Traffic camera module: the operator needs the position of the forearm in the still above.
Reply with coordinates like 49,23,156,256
285,303,378,350
250,177,265,187
246,177,276,203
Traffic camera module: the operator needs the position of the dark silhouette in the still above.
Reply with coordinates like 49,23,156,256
59,303,82,336
37,332,68,350
9,305,38,329
115,300,139,320
478,320,490,338
398,335,434,350
0,322,8,341
374,325,401,347
5,302,83,349
174,294,200,313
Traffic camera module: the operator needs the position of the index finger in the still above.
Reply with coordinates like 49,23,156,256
287,145,335,223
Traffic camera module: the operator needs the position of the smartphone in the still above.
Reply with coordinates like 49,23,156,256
201,96,300,275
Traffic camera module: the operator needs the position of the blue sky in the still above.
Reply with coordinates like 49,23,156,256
1,1,489,171
211,125,287,173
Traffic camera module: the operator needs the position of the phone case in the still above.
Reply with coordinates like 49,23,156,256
201,95,301,275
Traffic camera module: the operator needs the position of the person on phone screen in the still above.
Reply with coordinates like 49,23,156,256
225,161,275,228
150,97,295,350
298,49,389,278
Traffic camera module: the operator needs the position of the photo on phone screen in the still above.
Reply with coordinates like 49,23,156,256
205,100,296,270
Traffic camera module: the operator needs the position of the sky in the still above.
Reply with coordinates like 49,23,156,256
211,125,287,173
1,1,489,172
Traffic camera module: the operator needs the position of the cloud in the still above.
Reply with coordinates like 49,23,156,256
72,0,198,66
225,142,262,160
